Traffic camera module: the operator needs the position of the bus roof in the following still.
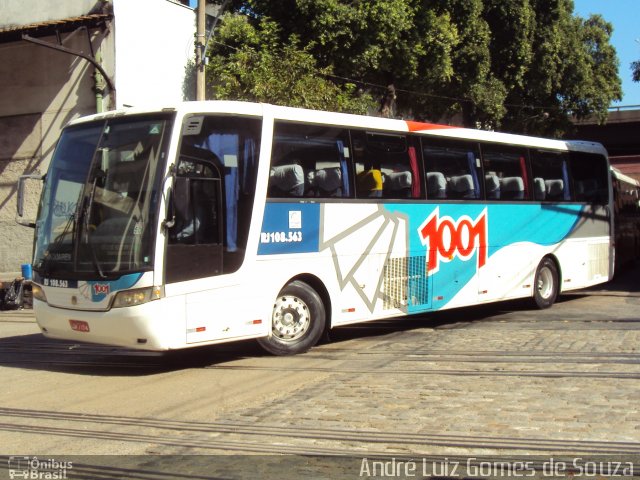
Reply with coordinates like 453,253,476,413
68,100,608,156
612,166,640,186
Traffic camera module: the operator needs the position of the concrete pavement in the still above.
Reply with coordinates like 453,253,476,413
0,264,639,478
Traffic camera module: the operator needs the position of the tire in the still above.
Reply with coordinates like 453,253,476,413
533,257,559,309
257,280,326,355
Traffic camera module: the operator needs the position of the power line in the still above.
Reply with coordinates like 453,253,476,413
209,39,557,114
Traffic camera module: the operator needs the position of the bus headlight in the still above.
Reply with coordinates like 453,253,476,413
32,284,47,302
112,286,163,308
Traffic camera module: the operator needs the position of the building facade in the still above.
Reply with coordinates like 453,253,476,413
0,0,195,278
572,107,640,183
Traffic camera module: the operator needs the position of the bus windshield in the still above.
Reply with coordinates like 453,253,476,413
33,114,173,278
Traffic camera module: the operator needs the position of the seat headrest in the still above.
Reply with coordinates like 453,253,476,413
270,164,304,193
500,176,524,192
449,174,474,193
309,167,342,191
485,174,500,191
386,171,412,190
545,179,564,197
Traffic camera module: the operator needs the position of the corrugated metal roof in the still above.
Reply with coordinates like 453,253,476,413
0,13,111,43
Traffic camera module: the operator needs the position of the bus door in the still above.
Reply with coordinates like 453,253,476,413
165,153,224,284
162,115,263,344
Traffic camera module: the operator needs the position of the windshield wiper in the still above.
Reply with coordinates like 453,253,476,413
80,175,107,279
39,212,76,277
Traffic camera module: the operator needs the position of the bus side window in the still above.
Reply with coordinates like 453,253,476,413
352,131,422,199
422,138,481,200
481,144,530,201
269,164,305,197
271,122,351,199
178,115,262,276
569,152,609,204
530,150,571,202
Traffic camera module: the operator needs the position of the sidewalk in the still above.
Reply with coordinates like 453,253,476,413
0,308,35,322
0,260,638,458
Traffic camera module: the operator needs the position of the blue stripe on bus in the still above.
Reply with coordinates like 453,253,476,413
386,203,583,254
259,202,589,312
392,203,584,311
259,203,584,257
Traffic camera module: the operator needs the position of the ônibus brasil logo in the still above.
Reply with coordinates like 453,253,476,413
418,207,488,275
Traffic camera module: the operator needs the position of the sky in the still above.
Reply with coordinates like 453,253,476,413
189,0,640,107
574,0,640,107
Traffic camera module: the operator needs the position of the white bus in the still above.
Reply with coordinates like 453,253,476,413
22,101,614,355
611,167,640,268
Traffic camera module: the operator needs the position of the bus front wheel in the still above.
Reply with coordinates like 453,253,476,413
533,257,559,309
258,280,326,355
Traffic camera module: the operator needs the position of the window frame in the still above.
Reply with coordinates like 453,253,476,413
479,143,532,202
421,136,484,201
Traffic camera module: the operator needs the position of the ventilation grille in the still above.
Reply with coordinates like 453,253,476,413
383,256,429,310
588,242,610,280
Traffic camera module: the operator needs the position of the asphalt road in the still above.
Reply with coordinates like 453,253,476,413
0,264,639,479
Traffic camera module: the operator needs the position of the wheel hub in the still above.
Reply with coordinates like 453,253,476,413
272,295,310,341
281,310,296,326
537,267,553,299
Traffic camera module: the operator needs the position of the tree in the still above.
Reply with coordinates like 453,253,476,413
633,60,640,82
219,0,460,118
482,0,621,135
205,13,374,113
412,0,503,127
206,0,622,136
565,14,622,120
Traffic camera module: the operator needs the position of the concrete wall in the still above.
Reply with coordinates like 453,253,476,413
0,33,104,279
0,0,195,279
0,0,103,27
573,108,640,183
113,0,195,108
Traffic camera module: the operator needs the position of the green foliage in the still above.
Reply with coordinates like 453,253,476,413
633,61,640,83
411,0,499,126
205,14,374,113
485,0,535,90
504,7,622,135
207,0,622,136
568,15,622,120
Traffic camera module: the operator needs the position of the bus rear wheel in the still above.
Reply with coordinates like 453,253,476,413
258,280,326,355
533,257,559,309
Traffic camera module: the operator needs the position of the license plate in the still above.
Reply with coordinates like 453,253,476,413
69,320,90,332
43,278,78,288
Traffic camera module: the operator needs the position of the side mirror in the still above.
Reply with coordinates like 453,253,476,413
16,173,43,228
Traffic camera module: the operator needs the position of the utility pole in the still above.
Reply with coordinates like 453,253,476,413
196,0,206,101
